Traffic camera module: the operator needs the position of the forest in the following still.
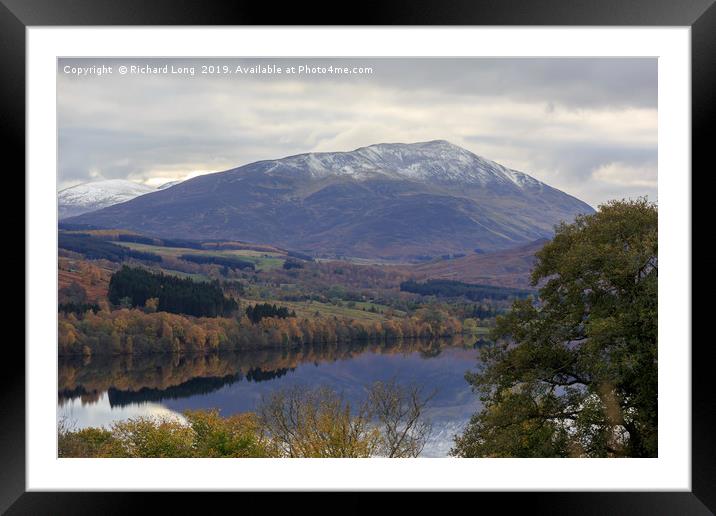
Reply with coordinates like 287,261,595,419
107,266,238,317
58,303,462,356
59,232,162,263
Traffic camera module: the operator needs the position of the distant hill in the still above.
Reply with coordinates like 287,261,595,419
64,141,593,260
411,238,549,289
58,180,155,219
58,179,185,219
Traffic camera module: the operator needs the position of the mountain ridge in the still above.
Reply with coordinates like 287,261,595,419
218,140,547,189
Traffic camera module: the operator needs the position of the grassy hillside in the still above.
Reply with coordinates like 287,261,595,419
410,238,547,289
115,241,286,271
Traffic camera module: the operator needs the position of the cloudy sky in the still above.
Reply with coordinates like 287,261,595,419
57,58,657,207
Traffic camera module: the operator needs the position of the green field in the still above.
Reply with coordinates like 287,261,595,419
252,299,390,322
155,268,211,282
116,242,286,270
243,299,492,334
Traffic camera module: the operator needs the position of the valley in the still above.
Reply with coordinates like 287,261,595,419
58,226,526,357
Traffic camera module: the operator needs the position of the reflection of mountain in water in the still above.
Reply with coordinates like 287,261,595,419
59,337,472,407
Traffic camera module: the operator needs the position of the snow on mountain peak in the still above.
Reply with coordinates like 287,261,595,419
58,142,550,221
58,179,155,220
267,140,545,190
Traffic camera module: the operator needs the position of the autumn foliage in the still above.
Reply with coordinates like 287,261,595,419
59,304,462,356
59,382,433,458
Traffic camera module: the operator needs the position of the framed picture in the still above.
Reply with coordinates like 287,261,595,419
7,0,711,510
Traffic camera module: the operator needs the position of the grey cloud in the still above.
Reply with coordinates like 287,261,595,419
372,58,656,109
57,57,657,206
465,135,657,205
59,57,656,109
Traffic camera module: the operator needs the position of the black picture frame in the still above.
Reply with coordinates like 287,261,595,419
5,0,711,512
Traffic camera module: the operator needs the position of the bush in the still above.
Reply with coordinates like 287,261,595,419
111,417,196,457
58,422,123,457
58,411,270,458
57,383,434,458
184,409,270,458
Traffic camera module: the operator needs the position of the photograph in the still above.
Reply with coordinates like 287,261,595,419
55,56,658,459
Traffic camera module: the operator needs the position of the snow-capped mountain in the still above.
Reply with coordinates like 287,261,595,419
65,141,594,260
279,140,542,189
58,179,155,220
58,179,188,219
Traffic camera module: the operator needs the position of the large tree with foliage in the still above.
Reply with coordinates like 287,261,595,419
452,199,657,458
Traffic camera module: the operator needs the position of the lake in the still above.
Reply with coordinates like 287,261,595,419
58,338,484,457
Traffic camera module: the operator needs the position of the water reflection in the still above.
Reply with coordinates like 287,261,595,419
59,393,185,430
58,337,483,457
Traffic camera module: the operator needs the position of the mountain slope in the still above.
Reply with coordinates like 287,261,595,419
156,180,184,190
411,238,549,289
58,179,155,220
65,141,594,260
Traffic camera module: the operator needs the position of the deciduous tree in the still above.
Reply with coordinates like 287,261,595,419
452,199,658,458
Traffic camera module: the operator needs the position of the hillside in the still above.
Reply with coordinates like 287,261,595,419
411,239,548,289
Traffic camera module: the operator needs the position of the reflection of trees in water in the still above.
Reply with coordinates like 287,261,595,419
104,367,296,407
245,367,292,383
473,337,491,348
106,374,242,407
418,345,444,359
58,386,102,406
58,336,471,406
